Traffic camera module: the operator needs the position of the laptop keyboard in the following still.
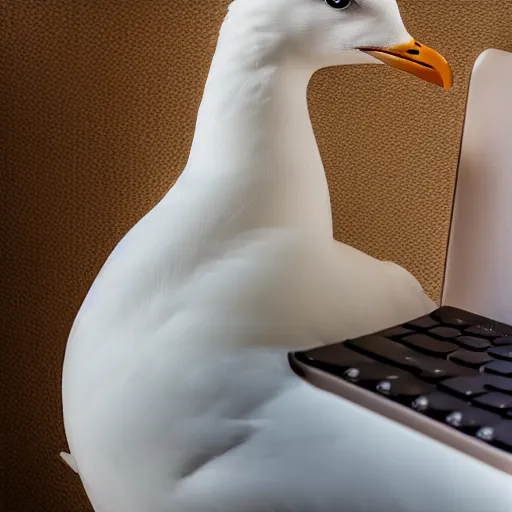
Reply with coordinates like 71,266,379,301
294,306,512,454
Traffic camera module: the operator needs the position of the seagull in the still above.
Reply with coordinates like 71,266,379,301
61,0,510,510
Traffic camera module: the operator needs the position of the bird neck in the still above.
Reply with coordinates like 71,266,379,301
182,12,333,234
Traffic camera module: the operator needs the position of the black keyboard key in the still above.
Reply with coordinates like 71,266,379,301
345,336,475,380
405,316,439,330
483,360,512,376
467,320,512,338
299,344,375,373
344,336,414,366
488,345,512,361
492,421,512,451
473,392,512,413
484,375,512,394
476,426,497,442
379,326,413,338
412,358,475,380
400,334,458,356
446,408,502,432
448,349,493,368
411,391,468,416
493,336,512,346
476,421,512,452
455,336,490,351
465,325,501,338
375,374,435,404
432,307,471,328
343,362,408,386
439,376,488,398
429,327,461,339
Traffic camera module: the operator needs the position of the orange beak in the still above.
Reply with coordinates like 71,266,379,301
359,39,453,90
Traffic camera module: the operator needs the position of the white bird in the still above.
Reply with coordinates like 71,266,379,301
61,0,512,510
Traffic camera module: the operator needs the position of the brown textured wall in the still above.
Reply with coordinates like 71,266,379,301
1,1,511,510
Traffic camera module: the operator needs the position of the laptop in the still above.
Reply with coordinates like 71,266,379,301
289,49,512,477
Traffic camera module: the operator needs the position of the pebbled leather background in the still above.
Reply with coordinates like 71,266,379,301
2,1,511,510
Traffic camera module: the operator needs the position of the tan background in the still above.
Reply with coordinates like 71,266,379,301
2,1,512,510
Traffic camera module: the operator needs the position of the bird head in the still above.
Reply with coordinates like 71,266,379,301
228,0,453,89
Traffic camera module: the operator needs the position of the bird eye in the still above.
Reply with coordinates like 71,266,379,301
325,0,352,9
